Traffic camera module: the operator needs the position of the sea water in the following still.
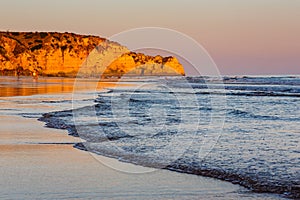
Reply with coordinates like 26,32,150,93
40,76,300,198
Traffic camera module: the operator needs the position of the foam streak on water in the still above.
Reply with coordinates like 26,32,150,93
40,76,300,198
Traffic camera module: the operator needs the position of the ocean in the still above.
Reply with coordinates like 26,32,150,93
40,76,300,198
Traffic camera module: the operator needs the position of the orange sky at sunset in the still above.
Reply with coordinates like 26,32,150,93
0,0,299,75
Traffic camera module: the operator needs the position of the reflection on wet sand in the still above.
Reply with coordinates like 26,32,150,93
0,76,117,97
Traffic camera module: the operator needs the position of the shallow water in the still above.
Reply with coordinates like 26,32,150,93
40,76,300,198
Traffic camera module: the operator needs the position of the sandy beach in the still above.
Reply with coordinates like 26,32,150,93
0,77,285,199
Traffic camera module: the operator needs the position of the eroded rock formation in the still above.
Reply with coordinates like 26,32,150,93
0,32,185,77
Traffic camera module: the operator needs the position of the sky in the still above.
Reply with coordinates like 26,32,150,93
0,0,299,75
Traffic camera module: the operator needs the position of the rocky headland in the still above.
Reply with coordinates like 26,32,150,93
0,31,185,77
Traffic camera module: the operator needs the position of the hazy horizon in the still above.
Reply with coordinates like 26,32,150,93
1,0,299,75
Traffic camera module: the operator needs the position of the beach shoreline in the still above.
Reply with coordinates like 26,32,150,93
0,77,287,199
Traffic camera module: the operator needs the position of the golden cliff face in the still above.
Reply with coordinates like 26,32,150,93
105,53,185,77
0,32,185,77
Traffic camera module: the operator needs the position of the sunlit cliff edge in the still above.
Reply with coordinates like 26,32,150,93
0,31,185,77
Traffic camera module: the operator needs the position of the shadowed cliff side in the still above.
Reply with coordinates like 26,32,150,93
0,32,185,77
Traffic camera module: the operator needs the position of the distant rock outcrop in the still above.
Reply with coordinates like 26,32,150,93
0,32,185,77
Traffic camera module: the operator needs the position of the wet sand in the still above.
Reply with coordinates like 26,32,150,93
0,117,240,200
0,76,284,199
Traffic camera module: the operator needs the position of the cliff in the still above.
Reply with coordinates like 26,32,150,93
0,32,185,77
